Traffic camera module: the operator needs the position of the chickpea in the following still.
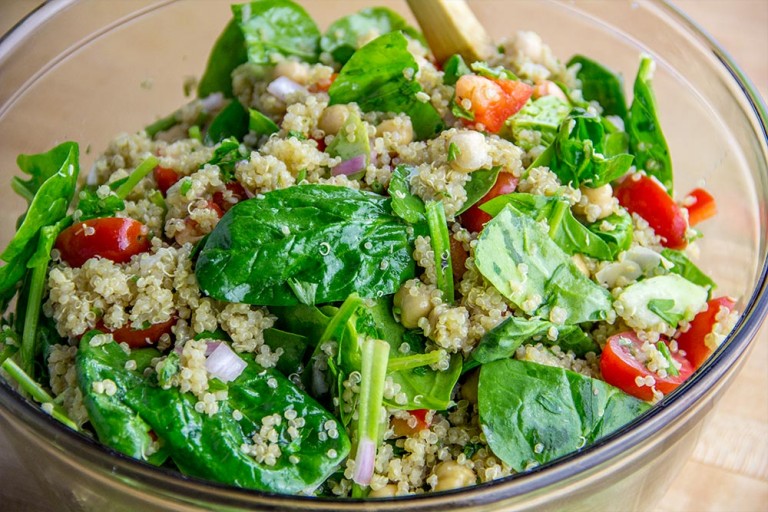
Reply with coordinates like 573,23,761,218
273,60,309,84
574,183,614,221
367,484,398,498
394,282,435,329
449,131,490,172
432,461,476,491
460,368,480,403
376,117,414,145
318,105,350,136
533,80,568,101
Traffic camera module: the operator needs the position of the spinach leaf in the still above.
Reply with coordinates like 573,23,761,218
196,185,416,305
272,304,333,349
442,54,470,86
387,354,462,410
586,210,634,258
233,0,320,65
389,165,426,225
502,95,571,151
547,108,633,188
198,18,248,98
206,136,247,182
660,248,716,292
321,7,422,65
328,31,443,140
263,328,309,376
76,332,168,465
470,61,517,81
479,359,650,472
474,205,612,324
205,100,249,145
472,315,598,364
627,56,673,193
455,167,501,215
249,108,280,136
4,142,79,263
567,55,628,120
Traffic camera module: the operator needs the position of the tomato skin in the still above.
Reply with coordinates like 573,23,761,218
683,187,717,226
212,182,247,212
675,296,736,369
460,172,519,233
97,317,176,349
615,174,688,249
455,75,533,133
153,166,180,197
56,218,151,268
391,409,431,437
600,331,694,401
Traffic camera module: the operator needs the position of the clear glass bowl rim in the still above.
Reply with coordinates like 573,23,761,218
0,0,766,509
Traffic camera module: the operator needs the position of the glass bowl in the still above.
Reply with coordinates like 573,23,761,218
0,1,765,510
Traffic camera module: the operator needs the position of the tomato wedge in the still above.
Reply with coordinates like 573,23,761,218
460,172,519,233
391,409,431,437
56,217,151,268
615,173,688,249
682,187,716,226
96,317,177,349
600,331,693,401
212,182,248,212
455,75,533,133
153,166,180,197
675,296,736,369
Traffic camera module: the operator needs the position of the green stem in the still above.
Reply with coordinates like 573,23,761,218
425,200,454,304
318,293,363,346
10,177,34,203
144,111,179,138
548,200,568,240
114,155,159,200
386,351,441,373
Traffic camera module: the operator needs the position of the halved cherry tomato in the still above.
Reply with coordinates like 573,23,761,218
455,74,533,133
153,166,180,197
675,296,736,369
391,409,431,437
56,217,151,268
212,182,247,212
312,72,338,93
683,187,717,227
96,317,177,349
460,172,519,233
600,331,694,401
615,173,688,249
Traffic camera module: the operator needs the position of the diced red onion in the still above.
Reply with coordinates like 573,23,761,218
200,92,225,112
267,76,306,102
205,342,246,383
352,438,376,486
331,154,366,177
204,341,221,357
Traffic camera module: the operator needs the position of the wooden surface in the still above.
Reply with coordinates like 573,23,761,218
0,1,766,511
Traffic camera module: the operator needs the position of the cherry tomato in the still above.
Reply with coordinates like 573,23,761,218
460,172,519,233
683,187,717,226
455,75,533,133
311,72,337,93
675,296,736,369
212,182,247,212
600,331,694,401
96,317,176,349
391,409,431,437
615,173,688,249
56,217,151,268
153,166,180,197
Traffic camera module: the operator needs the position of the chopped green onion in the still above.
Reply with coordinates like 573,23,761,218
656,341,679,376
386,351,442,373
114,155,158,200
425,201,454,303
447,142,461,162
188,125,202,141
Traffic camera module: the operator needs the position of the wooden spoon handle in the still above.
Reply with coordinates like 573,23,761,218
406,0,494,65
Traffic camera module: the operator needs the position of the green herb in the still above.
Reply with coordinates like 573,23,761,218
179,179,193,196
656,341,679,376
470,61,517,81
205,136,246,182
647,298,686,327
287,130,307,140
425,201,454,303
442,54,471,86
195,185,416,305
478,359,651,472
450,99,475,121
567,55,628,120
447,142,460,162
329,31,443,140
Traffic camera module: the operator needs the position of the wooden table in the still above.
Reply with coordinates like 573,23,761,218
0,1,766,511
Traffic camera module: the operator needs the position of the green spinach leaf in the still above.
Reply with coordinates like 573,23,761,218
442,54,470,86
567,55,628,119
479,359,650,471
389,165,426,225
205,99,249,145
586,210,634,258
249,108,280,136
502,95,571,151
387,354,462,410
198,18,248,98
660,248,716,292
455,167,501,215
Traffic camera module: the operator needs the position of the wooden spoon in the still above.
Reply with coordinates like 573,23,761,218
405,0,494,64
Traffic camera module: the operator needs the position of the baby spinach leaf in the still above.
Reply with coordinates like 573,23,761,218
321,7,422,65
475,205,612,324
198,18,248,98
4,142,79,263
567,55,628,120
586,210,634,258
627,56,673,194
660,248,716,292
456,167,501,215
232,0,320,65
76,333,168,465
442,54,470,86
471,61,517,81
479,359,650,472
196,185,416,305
205,99,249,145
328,31,443,140
389,165,426,225
263,328,309,376
387,354,462,410
502,95,571,151
472,315,598,365
272,304,333,349
249,108,279,136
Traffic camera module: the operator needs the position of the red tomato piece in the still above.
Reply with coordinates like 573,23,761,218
683,187,717,226
675,296,736,369
56,218,151,268
212,182,247,212
615,173,688,249
455,75,533,133
153,166,180,197
97,317,177,349
312,72,338,93
600,331,694,401
391,409,431,437
460,172,519,233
